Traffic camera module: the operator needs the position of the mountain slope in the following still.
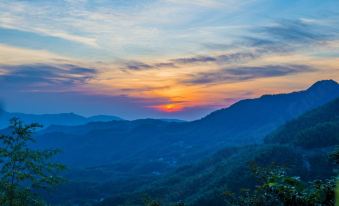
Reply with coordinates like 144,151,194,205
265,97,339,148
196,79,339,143
97,95,339,206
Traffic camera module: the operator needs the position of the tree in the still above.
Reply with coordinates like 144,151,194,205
224,164,335,206
0,118,65,206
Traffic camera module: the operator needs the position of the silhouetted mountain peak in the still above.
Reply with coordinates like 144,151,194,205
307,79,338,91
201,80,339,130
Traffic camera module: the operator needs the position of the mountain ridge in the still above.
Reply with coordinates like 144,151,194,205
195,79,339,142
0,111,123,129
35,80,339,170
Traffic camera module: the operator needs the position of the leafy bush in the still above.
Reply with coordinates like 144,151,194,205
225,165,335,206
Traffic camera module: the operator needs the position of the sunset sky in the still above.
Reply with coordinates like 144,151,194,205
0,0,339,120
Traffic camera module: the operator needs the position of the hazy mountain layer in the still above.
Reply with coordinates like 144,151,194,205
0,111,122,129
36,80,339,170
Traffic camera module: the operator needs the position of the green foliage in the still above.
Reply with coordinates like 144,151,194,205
0,118,65,206
265,98,339,148
225,165,335,206
293,122,339,148
144,199,161,206
330,146,339,165
98,143,335,206
143,197,185,206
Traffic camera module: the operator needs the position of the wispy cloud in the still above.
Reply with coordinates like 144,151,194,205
171,56,217,64
123,61,153,71
121,60,178,70
257,19,332,43
0,63,98,91
168,51,262,66
182,65,316,85
120,51,262,70
0,44,70,65
0,0,256,57
0,2,98,47
33,28,98,47
119,18,339,71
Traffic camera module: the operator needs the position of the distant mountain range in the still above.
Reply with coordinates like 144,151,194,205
34,79,339,171
0,110,188,129
0,111,123,129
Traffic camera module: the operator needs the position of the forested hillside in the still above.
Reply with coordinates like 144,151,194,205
97,97,339,206
265,98,339,148
40,81,339,205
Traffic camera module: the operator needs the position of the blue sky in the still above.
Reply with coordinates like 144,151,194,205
0,0,338,120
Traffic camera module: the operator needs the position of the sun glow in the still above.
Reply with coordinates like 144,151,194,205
153,104,184,113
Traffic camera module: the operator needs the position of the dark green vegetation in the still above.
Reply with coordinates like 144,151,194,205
224,165,335,206
265,97,339,148
97,96,339,205
0,118,64,205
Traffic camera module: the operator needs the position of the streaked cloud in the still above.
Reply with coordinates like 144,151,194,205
119,18,339,72
257,20,333,44
0,1,97,47
0,44,69,65
0,64,97,91
182,65,316,85
33,28,98,47
123,61,153,71
0,0,256,58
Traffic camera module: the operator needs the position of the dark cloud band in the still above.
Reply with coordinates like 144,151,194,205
0,63,98,90
182,64,316,85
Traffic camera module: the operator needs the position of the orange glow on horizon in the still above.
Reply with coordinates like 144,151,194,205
152,104,184,113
